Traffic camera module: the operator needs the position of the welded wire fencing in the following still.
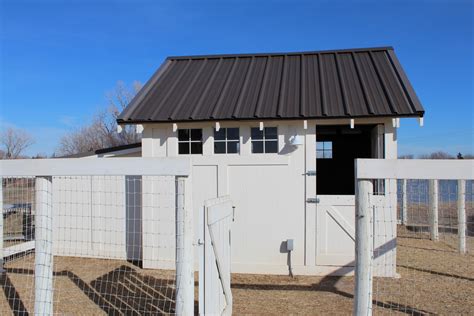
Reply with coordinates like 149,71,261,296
0,158,194,315
355,159,474,315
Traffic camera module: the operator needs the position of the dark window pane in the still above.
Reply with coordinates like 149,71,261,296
227,128,239,140
227,141,239,154
191,142,203,154
191,129,202,141
178,129,189,141
214,128,226,141
252,141,263,153
265,140,278,153
265,127,278,139
251,128,263,140
179,142,189,154
214,142,226,154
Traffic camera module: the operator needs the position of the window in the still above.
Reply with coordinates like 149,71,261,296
214,128,240,154
316,141,332,159
251,127,278,153
178,129,203,154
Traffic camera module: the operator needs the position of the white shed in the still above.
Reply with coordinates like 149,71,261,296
75,47,425,276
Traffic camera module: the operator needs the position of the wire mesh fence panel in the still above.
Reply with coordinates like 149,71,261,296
371,179,474,315
1,174,190,315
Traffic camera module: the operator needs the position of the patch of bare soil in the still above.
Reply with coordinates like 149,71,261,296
0,230,472,315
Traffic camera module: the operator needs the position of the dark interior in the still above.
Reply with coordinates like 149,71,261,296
316,125,376,195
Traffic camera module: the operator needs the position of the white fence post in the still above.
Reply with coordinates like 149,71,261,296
0,177,4,273
175,176,193,315
401,179,408,225
354,179,373,316
457,180,466,254
429,179,439,241
35,176,53,315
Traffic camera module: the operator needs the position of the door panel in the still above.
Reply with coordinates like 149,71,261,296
316,195,355,266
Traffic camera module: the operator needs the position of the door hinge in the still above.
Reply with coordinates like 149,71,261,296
306,170,317,176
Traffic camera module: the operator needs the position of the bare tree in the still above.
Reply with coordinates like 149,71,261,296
398,154,414,159
418,151,454,159
57,81,142,156
0,127,35,159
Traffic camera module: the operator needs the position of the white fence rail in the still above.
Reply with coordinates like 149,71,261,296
199,196,234,316
0,158,194,315
354,159,474,315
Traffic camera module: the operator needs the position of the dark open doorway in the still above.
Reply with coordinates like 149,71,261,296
316,125,380,195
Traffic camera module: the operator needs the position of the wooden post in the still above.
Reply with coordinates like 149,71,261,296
35,176,53,315
0,177,4,273
429,180,439,241
401,179,408,226
354,179,374,316
457,180,466,254
175,177,193,315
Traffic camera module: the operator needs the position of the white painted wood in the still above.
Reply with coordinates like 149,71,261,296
457,180,466,254
305,124,316,266
0,157,191,177
175,177,193,316
401,179,408,225
201,196,233,315
429,180,439,241
356,159,474,180
35,176,53,316
316,196,355,266
354,179,373,316
4,240,35,257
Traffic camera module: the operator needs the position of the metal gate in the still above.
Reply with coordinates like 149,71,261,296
199,196,233,316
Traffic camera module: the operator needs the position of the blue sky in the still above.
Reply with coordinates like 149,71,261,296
0,0,472,156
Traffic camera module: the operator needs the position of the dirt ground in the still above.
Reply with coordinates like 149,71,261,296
0,230,473,315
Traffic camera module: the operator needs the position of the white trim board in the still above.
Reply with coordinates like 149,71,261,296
0,157,191,177
356,159,474,180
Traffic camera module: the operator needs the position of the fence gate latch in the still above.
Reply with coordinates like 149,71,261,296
306,197,320,204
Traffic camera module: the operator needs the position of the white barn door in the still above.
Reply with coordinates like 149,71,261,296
316,195,355,266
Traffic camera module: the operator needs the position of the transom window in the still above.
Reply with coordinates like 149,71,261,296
251,127,278,154
178,129,203,155
316,141,333,159
214,128,240,154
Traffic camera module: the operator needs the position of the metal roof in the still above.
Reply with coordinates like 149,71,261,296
118,47,424,123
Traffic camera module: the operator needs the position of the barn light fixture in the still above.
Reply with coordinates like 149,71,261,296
350,119,355,129
215,122,221,132
117,125,123,134
259,122,264,131
172,123,178,132
303,120,308,130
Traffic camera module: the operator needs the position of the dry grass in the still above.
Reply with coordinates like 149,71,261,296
0,230,472,315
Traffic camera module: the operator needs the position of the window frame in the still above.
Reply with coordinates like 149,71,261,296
316,141,333,159
213,127,240,154
178,128,203,155
250,127,279,154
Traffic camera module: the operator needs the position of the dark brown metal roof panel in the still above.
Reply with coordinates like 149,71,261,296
118,47,424,123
